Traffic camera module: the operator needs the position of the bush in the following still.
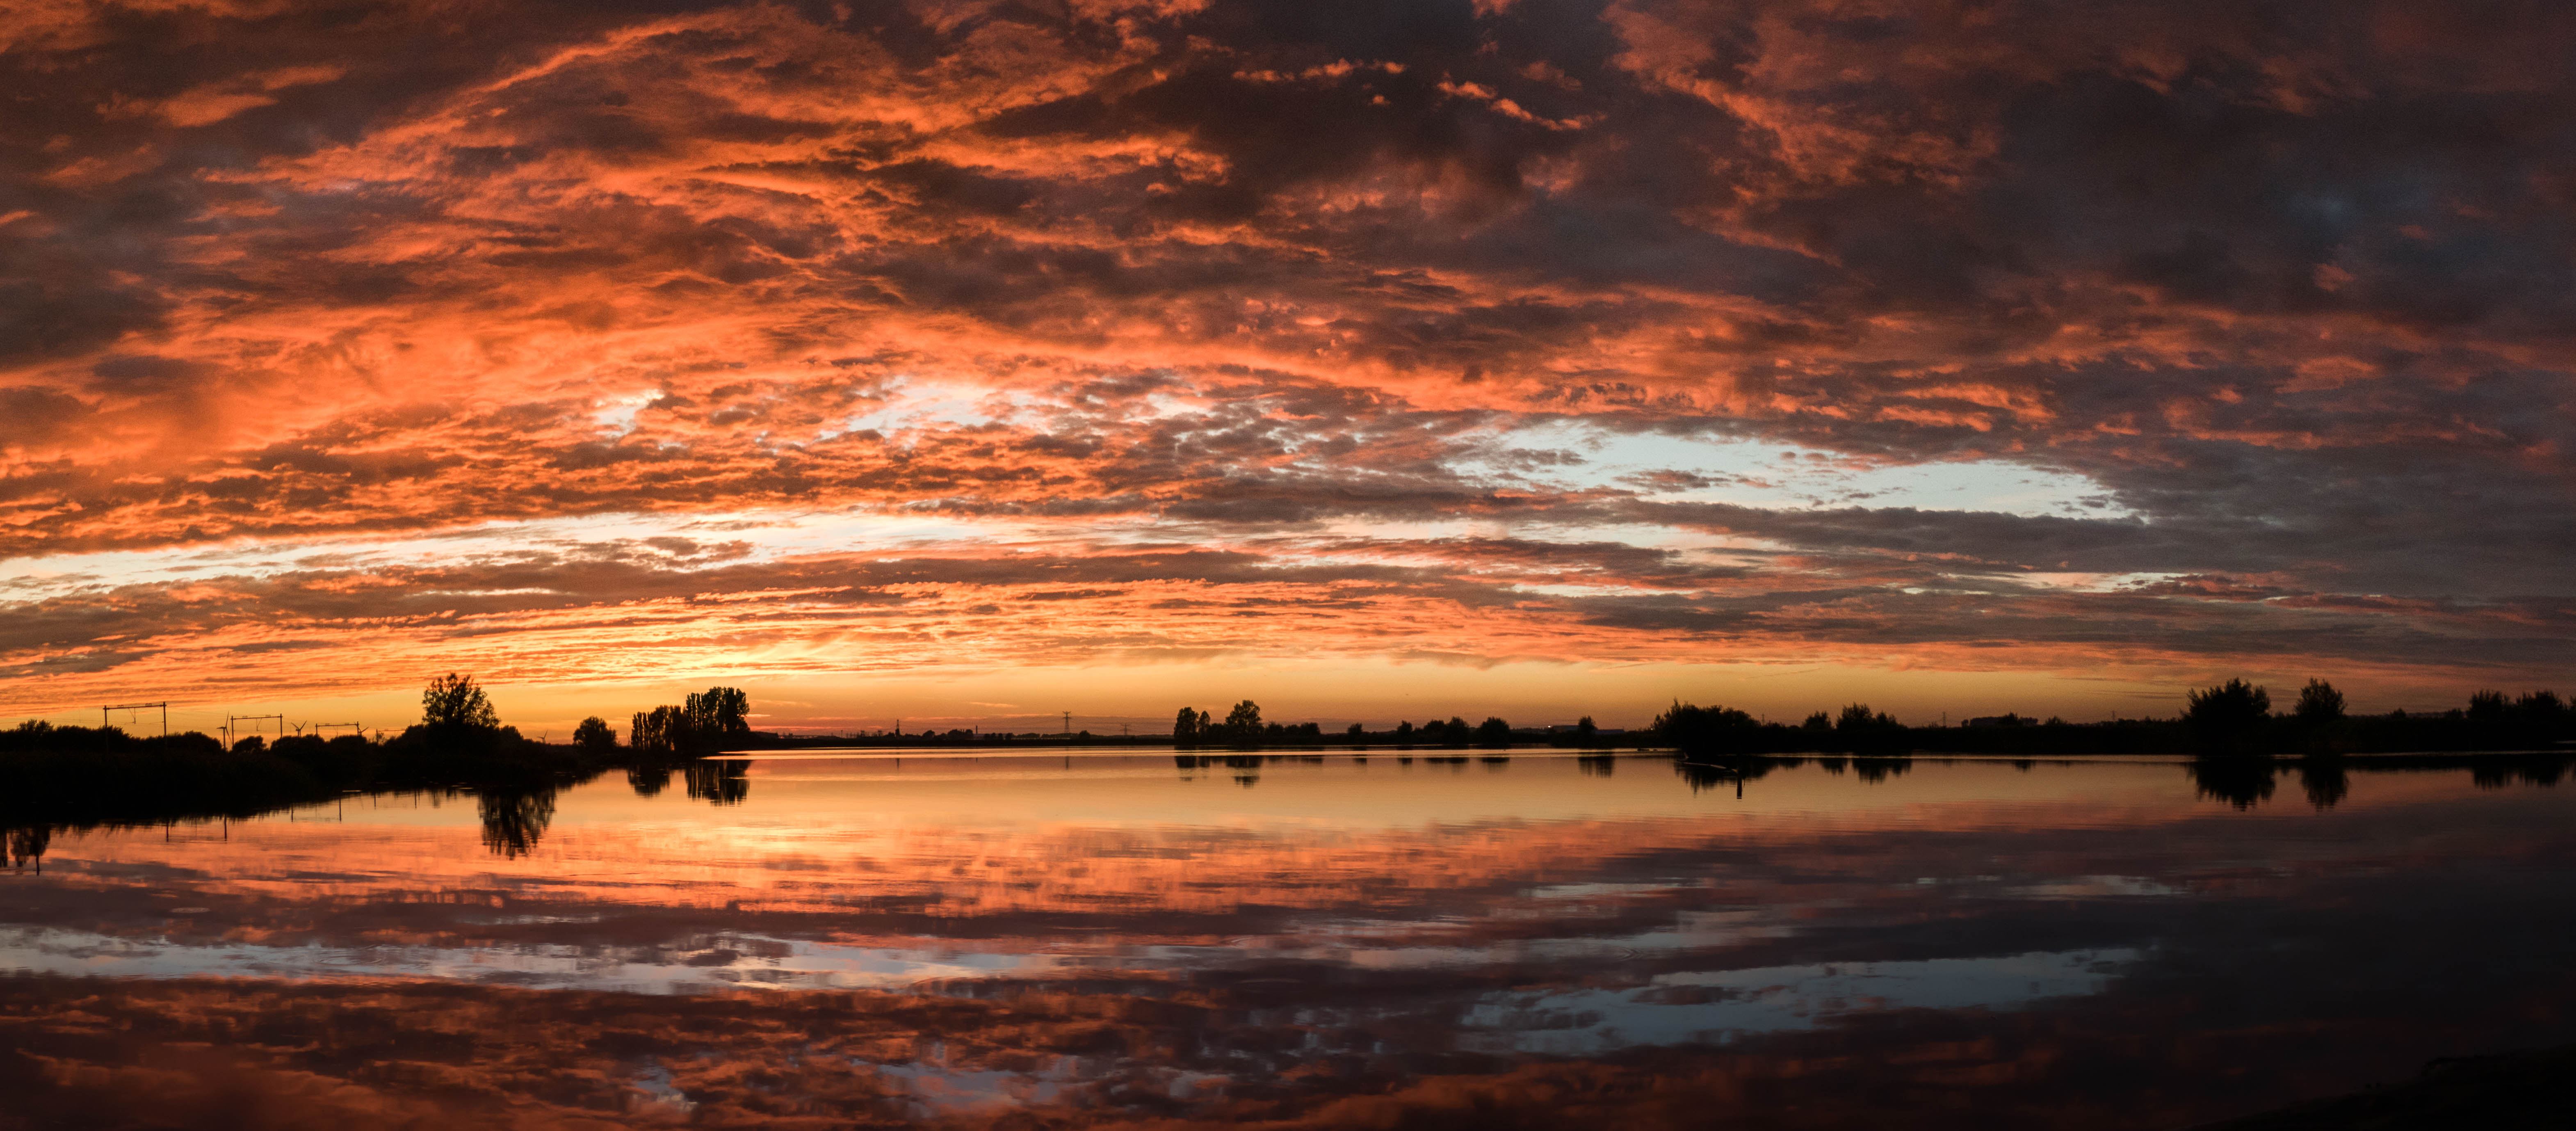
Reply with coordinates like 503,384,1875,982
2186,679,2273,756
1654,701,1760,758
573,716,617,752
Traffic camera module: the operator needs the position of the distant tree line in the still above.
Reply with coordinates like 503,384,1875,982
1647,681,2574,759
1173,701,1517,749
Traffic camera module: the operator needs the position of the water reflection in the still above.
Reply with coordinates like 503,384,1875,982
2297,759,2349,809
5,825,43,873
684,758,750,804
2184,751,2571,811
475,786,557,859
2,752,2571,1129
627,763,671,797
2189,756,2279,809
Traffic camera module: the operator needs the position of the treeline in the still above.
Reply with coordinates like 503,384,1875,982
2,674,762,833
1650,681,2576,759
1173,701,1524,749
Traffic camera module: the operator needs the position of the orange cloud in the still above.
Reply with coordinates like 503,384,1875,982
3,0,2572,713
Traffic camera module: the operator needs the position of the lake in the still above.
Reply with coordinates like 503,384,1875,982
4,750,2572,1129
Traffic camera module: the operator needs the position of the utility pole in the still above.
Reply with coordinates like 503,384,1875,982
102,702,169,736
1062,711,1071,738
224,714,285,746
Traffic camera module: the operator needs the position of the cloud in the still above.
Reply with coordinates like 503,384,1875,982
2,0,2571,708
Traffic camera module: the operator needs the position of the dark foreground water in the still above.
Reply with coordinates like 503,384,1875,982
3,752,2571,1129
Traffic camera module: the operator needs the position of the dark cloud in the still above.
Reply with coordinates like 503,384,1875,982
1,0,2570,701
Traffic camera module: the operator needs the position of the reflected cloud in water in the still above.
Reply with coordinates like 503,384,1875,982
2,752,2571,1128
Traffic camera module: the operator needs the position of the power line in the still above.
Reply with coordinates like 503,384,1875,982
223,714,284,745
101,701,168,736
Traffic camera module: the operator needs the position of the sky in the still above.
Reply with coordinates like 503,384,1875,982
4,0,2573,736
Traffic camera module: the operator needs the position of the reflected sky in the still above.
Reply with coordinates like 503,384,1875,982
4,754,2573,1129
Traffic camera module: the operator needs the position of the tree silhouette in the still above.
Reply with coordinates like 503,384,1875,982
1474,717,1511,747
630,705,685,754
1224,700,1262,746
422,673,499,729
1173,707,1201,745
2469,690,2510,722
573,716,616,752
1654,700,1759,758
2291,679,2348,754
629,687,755,755
2185,679,2272,756
2293,679,2346,724
1837,703,1898,730
687,687,750,734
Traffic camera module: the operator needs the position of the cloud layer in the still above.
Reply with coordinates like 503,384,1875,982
6,0,2573,714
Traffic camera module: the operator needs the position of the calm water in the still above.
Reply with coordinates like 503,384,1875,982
4,751,2572,1129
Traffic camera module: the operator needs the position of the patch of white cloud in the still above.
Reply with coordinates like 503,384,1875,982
1467,420,2135,520
591,391,658,437
0,509,1198,603
812,378,1005,444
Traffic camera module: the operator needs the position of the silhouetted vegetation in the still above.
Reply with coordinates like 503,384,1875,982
1173,707,1209,745
573,715,616,752
2186,679,2273,756
630,686,752,755
2203,1041,2576,1131
1167,700,1335,749
420,673,499,729
0,721,331,828
3,674,764,863
1619,681,2573,761
11,672,2571,864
